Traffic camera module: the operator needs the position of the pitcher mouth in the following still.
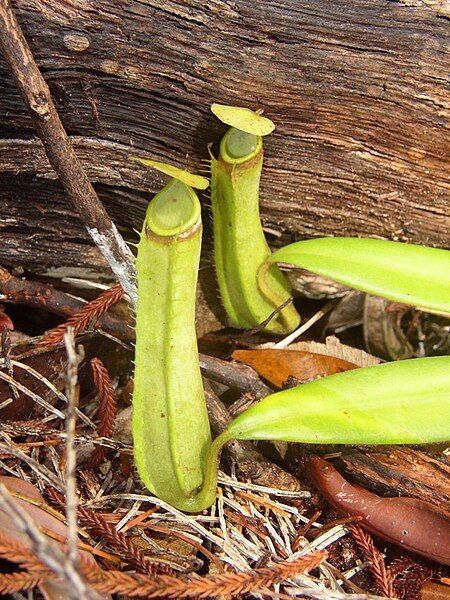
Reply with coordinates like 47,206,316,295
220,127,262,165
145,179,201,237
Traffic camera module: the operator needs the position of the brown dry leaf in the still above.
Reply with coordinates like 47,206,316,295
363,295,413,360
326,290,365,333
287,335,381,367
420,581,450,599
232,348,358,388
0,476,95,559
0,307,14,332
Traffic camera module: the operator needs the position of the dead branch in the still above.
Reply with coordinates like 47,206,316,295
0,0,137,305
0,266,132,341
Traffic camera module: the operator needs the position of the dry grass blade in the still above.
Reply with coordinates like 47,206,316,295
348,524,396,598
46,487,172,576
272,300,336,349
39,283,124,346
88,358,117,469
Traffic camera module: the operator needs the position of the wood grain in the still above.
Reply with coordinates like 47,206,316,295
0,0,448,275
340,448,450,512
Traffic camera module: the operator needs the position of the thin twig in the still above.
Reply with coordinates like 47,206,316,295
0,266,132,342
199,354,272,399
63,329,84,584
0,0,137,306
236,297,294,338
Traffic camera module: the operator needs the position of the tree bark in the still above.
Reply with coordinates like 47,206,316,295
339,447,450,512
0,0,448,277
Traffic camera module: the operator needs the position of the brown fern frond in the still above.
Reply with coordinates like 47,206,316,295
81,550,325,598
88,358,117,469
38,283,124,346
78,504,173,576
388,554,432,599
349,524,396,598
45,487,172,576
0,530,47,572
0,526,324,598
388,555,419,578
0,572,44,594
45,486,66,509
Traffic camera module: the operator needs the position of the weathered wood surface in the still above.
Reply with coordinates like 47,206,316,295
0,0,449,276
339,447,450,512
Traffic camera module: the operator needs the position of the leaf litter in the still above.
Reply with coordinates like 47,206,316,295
0,281,447,598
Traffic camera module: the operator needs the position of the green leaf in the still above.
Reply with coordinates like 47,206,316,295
129,156,209,190
211,103,275,136
223,356,450,445
265,238,450,315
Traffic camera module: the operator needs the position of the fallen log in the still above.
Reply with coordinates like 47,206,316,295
0,0,448,278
